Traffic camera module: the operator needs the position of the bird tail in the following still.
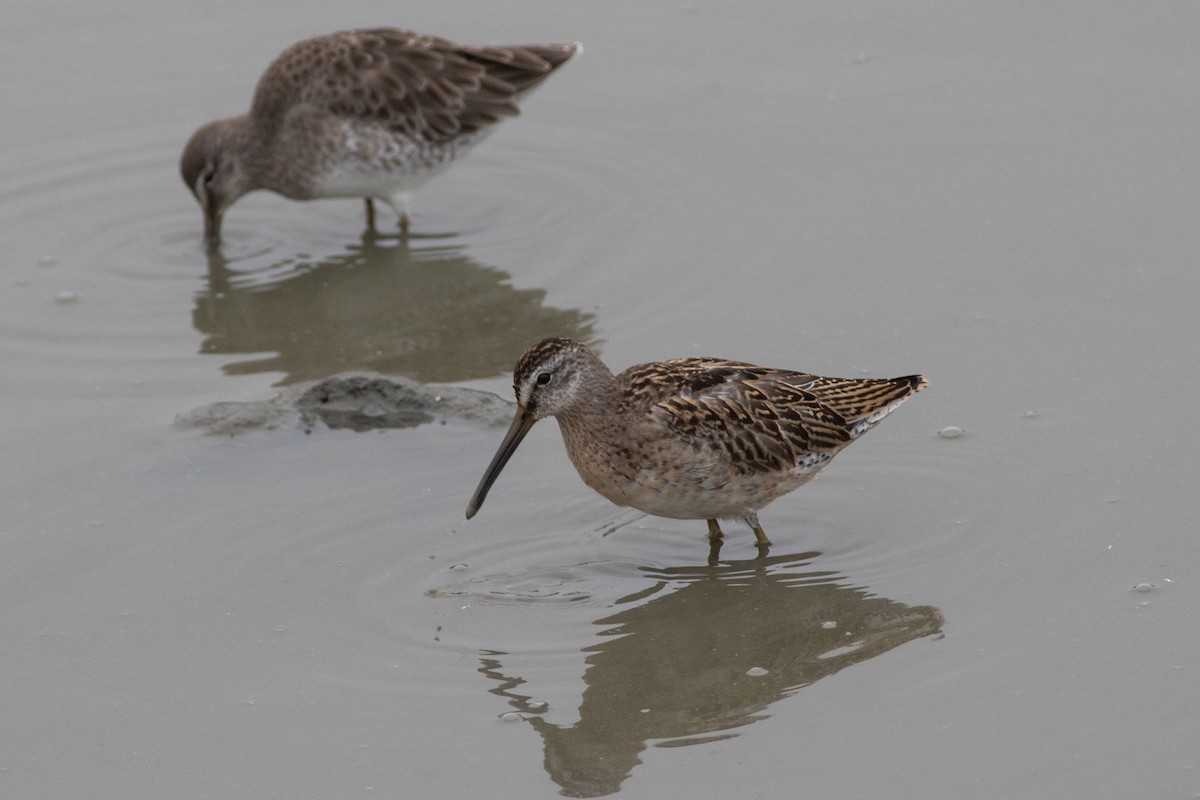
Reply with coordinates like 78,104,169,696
845,374,927,437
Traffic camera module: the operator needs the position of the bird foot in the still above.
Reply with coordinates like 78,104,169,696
707,538,724,566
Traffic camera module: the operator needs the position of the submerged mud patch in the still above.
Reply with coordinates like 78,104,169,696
175,373,512,435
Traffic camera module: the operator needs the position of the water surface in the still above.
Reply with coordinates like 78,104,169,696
2,2,1198,798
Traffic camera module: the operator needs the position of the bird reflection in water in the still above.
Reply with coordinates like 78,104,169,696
479,550,943,797
194,235,594,385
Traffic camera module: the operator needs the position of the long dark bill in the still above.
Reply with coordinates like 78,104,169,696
465,405,538,519
203,204,224,250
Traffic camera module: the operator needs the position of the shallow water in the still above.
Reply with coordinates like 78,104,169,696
3,2,1199,798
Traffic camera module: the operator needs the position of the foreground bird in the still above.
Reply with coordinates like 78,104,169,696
180,28,581,244
466,338,927,548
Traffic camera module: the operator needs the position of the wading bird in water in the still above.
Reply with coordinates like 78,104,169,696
466,338,927,552
180,28,580,244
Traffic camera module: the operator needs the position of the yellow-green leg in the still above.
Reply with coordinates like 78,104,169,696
745,513,773,547
706,519,724,565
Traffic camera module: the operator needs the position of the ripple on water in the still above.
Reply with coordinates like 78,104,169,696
0,115,655,388
0,132,208,385
431,125,680,259
761,414,1045,582
433,557,650,609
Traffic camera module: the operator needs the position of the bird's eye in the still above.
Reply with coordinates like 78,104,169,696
202,169,216,185
536,372,552,386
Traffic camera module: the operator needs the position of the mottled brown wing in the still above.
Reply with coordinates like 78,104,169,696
249,28,577,142
795,375,928,424
618,358,775,408
620,359,851,474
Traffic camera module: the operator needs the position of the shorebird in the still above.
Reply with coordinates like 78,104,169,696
466,338,927,548
180,28,580,244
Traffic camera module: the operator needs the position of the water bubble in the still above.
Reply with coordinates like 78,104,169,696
937,426,965,439
746,667,769,677
1133,583,1154,593
499,712,522,722
821,621,837,629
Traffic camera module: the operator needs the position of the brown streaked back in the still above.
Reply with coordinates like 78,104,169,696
619,358,926,474
248,28,580,142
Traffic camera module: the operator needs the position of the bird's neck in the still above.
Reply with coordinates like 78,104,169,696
555,379,628,450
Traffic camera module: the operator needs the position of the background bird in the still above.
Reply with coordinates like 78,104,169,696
180,28,580,244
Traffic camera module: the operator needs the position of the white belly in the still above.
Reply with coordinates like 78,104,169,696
309,123,486,200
